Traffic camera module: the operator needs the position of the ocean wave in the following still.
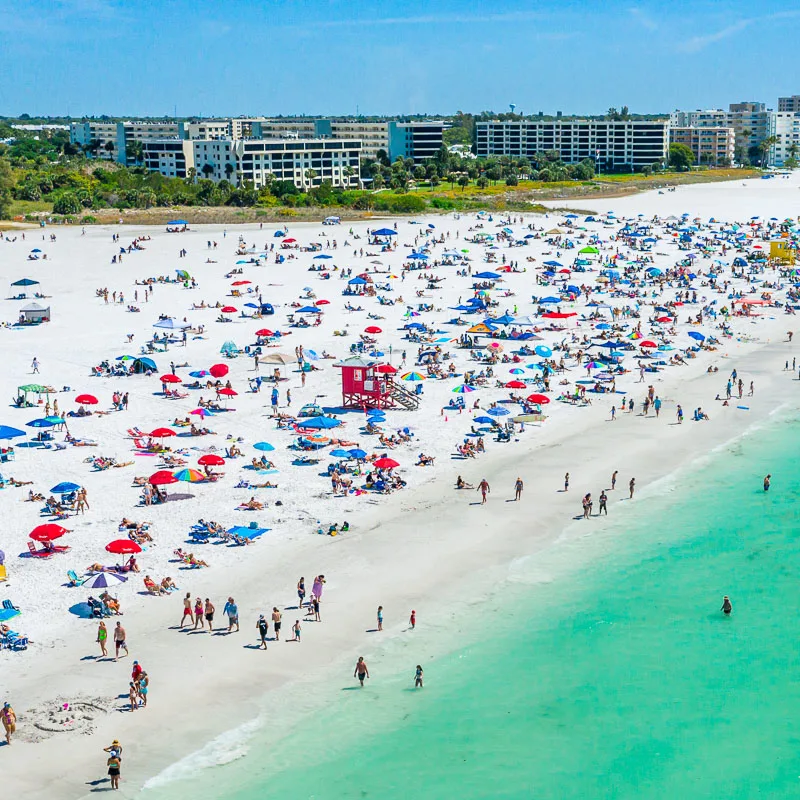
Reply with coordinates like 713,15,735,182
142,716,262,792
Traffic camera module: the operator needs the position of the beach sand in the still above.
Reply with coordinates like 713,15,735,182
0,173,797,797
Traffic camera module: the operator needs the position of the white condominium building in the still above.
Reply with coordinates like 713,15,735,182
768,112,800,166
475,119,669,170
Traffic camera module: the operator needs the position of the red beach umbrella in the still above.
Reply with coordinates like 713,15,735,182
526,393,551,405
283,238,297,243
30,523,68,541
315,300,330,306
373,457,400,469
220,306,237,314
209,364,229,378
365,326,382,334
75,394,98,405
375,364,397,374
640,340,657,348
505,380,527,389
231,280,251,286
655,316,672,323
160,374,181,384
105,539,142,555
217,387,237,397
149,427,176,438
255,328,274,336
198,454,225,466
149,470,178,486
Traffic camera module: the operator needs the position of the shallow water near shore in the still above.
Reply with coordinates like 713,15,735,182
146,410,800,800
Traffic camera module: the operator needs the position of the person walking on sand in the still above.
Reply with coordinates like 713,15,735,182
223,597,239,632
414,665,424,688
180,593,194,628
721,595,733,616
257,615,268,649
514,476,523,501
297,577,306,608
204,598,215,632
106,749,122,790
272,607,282,641
97,620,108,657
409,609,416,629
31,356,39,374
354,656,369,686
193,597,203,630
611,470,618,490
629,477,636,499
113,622,128,661
377,606,384,631
611,404,616,421
477,478,490,503
291,619,301,642
2,702,16,745
564,472,570,492
764,474,771,492
677,404,684,424
128,682,138,712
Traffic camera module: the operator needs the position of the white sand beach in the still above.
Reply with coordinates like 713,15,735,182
0,172,798,797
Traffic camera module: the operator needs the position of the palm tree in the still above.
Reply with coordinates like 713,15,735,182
201,163,214,179
343,165,355,187
759,135,778,168
104,141,115,160
224,162,235,183
304,168,317,188
185,167,197,185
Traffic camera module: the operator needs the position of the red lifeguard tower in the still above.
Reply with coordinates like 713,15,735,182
334,356,419,410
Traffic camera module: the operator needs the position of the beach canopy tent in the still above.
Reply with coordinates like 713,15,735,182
372,228,397,236
131,357,157,374
19,303,50,323
17,384,52,402
227,524,269,540
12,278,39,287
153,317,191,330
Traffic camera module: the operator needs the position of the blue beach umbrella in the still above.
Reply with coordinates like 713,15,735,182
0,426,26,440
26,418,54,428
473,416,495,424
535,345,552,358
330,449,351,458
487,407,510,416
301,416,341,429
348,448,368,459
51,481,81,494
253,442,275,451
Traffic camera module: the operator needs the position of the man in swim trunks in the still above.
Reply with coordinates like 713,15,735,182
272,607,282,641
721,596,732,615
764,474,771,492
204,598,215,632
477,478,490,504
354,657,369,686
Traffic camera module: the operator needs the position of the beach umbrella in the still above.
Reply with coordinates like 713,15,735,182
348,448,368,459
198,454,225,466
209,364,229,378
160,374,181,384
220,306,237,314
374,457,399,469
509,368,525,374
173,468,206,483
535,345,553,358
314,254,333,260
50,481,81,494
505,380,527,389
487,407,510,416
253,442,274,451
452,384,475,393
315,300,330,306
0,426,25,440
30,523,68,541
375,364,397,374
87,572,127,589
189,408,210,418
372,228,397,236
301,416,341,429
189,370,210,378
473,416,495,424
364,326,382,334
330,449,351,458
149,427,176,438
526,394,551,405
218,387,238,397
401,372,426,382
231,280,251,286
75,394,98,405
149,470,178,486
26,418,54,428
105,540,142,555
687,331,705,341
283,238,297,243
255,329,273,337
45,416,65,425
640,340,657,348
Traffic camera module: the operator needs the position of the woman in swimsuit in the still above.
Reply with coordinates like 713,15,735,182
297,577,306,608
193,597,204,630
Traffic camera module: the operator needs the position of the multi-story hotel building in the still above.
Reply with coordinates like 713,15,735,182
669,127,735,166
475,119,669,171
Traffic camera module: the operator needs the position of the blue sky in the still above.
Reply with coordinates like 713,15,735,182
2,0,800,117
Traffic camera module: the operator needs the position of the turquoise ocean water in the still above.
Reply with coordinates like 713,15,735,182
148,410,800,800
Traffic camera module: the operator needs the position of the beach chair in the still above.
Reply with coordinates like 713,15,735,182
5,633,28,651
0,564,6,582
67,570,88,587
0,599,21,622
27,541,54,558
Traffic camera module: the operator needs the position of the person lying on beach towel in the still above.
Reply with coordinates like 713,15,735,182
240,497,264,510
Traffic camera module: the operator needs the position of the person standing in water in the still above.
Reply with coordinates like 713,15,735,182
611,470,618,490
414,665,424,688
764,474,771,491
377,606,383,631
354,657,369,686
598,490,608,515
629,477,636,499
721,596,732,615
